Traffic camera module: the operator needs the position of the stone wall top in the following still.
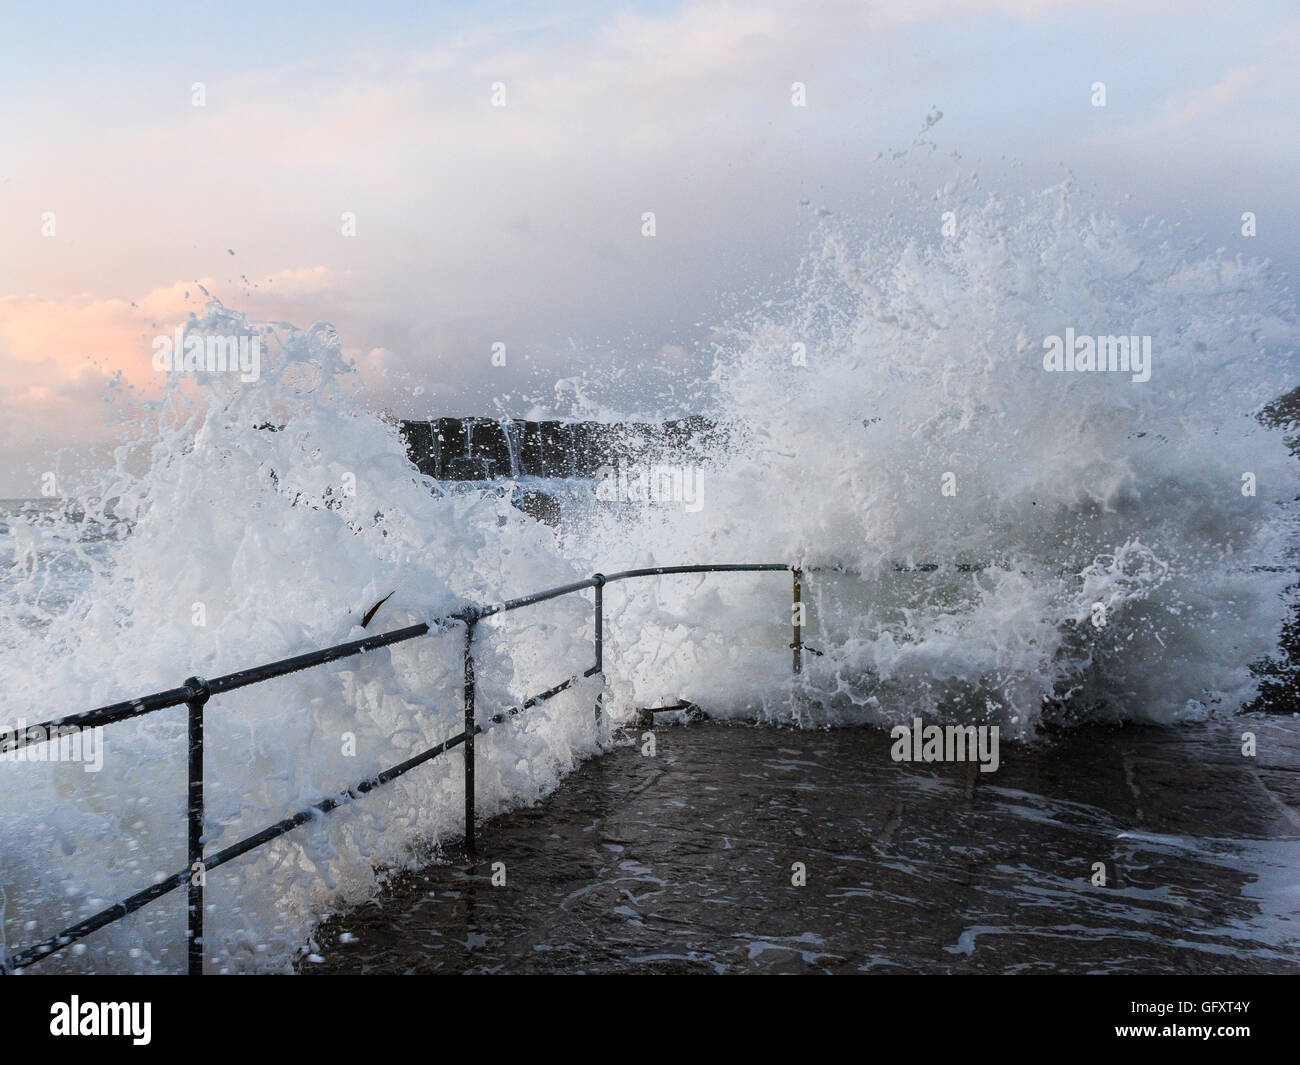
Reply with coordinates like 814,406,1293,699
399,417,727,480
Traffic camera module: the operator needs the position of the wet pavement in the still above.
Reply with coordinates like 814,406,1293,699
304,717,1300,974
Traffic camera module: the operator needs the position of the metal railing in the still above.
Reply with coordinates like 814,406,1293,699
0,563,804,975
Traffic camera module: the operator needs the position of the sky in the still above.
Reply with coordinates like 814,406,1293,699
2,0,1298,496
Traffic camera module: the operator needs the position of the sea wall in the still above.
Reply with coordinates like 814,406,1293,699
398,417,728,481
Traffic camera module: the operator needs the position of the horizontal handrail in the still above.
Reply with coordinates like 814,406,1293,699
2,622,435,754
1,563,802,975
603,563,790,581
6,565,794,753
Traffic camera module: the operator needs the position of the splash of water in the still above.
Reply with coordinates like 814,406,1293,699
575,183,1299,736
2,182,1296,973
0,306,596,972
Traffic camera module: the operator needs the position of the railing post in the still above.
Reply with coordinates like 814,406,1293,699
792,568,803,676
183,676,209,976
462,619,477,858
593,574,605,733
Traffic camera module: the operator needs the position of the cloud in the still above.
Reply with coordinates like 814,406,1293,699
2,0,1298,495
0,270,349,494
1120,65,1262,138
0,268,341,387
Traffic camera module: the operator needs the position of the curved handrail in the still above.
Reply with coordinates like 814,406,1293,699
1,563,798,975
